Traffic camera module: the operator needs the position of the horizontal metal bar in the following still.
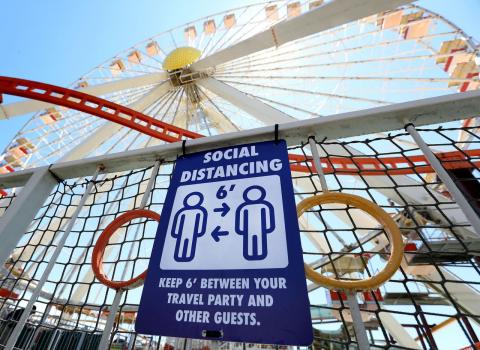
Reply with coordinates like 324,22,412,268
1,90,479,188
0,168,35,188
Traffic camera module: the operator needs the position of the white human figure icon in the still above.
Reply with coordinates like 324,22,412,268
235,185,275,260
171,192,207,262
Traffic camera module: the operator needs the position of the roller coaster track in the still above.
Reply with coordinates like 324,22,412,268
0,76,201,143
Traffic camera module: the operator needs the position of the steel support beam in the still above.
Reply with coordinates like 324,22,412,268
378,312,421,349
424,268,480,324
346,292,371,350
4,168,100,350
0,167,57,264
200,105,239,133
406,123,480,236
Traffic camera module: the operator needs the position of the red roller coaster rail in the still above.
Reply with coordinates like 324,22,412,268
0,76,202,143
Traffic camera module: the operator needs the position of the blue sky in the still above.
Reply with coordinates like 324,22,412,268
1,0,479,151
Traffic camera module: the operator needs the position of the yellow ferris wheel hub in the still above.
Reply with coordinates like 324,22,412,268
162,47,202,71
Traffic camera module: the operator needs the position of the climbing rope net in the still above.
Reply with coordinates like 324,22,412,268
0,122,479,350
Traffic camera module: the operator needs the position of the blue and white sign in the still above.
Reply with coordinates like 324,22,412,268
136,140,312,345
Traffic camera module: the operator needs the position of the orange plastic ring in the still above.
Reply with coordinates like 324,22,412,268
297,193,403,291
92,209,160,290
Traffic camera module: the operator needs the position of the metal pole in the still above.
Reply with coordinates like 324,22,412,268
308,137,329,194
185,338,192,350
127,332,136,350
461,316,479,344
0,167,57,265
97,161,160,350
28,303,54,350
98,289,123,349
345,291,371,350
405,123,480,236
309,136,370,348
416,305,437,350
4,166,101,350
182,338,187,350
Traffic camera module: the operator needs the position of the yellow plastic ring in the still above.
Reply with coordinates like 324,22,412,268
298,193,403,291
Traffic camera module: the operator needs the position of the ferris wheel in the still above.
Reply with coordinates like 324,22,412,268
0,1,480,349
1,0,479,171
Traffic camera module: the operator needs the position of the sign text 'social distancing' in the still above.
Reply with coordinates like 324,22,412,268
136,140,312,345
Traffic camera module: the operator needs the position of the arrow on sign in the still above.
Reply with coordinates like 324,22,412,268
214,202,230,217
211,226,229,242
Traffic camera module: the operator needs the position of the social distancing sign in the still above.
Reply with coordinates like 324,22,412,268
160,176,288,270
136,140,313,345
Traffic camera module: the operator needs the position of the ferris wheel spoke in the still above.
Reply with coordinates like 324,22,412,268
125,81,172,113
124,57,167,72
148,89,181,122
220,79,391,105
235,31,458,71
141,89,184,137
30,116,102,153
202,101,256,130
216,74,480,85
97,65,165,76
208,2,281,58
215,51,463,76
26,119,104,165
55,82,173,161
160,89,184,123
216,16,454,71
170,97,190,129
192,0,413,71
81,72,167,96
16,114,102,165
19,86,152,151
199,5,250,60
201,104,239,133
201,31,220,60
197,89,264,125
197,86,240,133
133,46,166,66
244,92,323,119
246,7,439,59
197,77,294,125
216,19,356,68
217,30,457,74
202,5,254,59
113,125,148,153
17,111,91,144
142,89,176,117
